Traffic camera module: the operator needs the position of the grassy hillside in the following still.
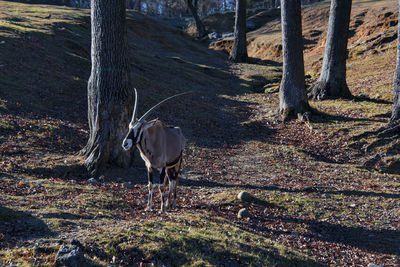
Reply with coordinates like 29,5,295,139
0,0,400,266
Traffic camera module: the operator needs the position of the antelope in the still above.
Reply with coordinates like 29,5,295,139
122,89,187,213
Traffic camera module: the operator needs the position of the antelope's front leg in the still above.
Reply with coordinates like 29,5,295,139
146,167,154,212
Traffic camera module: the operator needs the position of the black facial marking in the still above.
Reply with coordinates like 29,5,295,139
127,130,135,141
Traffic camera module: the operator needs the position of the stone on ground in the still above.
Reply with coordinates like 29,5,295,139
237,208,250,219
237,191,254,202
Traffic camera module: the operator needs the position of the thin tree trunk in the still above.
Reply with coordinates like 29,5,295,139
229,0,248,63
389,0,400,126
81,0,134,176
278,0,309,121
135,0,142,11
309,0,352,100
187,0,206,37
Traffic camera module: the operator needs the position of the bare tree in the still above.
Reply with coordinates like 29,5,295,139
309,0,352,100
187,0,206,37
229,0,248,62
382,0,400,134
278,0,309,120
81,0,134,175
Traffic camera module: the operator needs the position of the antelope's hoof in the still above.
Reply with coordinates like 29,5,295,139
146,206,152,212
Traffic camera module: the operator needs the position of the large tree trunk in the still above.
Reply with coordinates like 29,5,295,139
187,0,206,37
81,0,134,176
278,0,309,121
309,0,352,100
229,0,248,63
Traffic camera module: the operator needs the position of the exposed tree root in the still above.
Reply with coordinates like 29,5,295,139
377,124,400,138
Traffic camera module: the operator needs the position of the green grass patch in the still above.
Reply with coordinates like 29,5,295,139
94,213,322,266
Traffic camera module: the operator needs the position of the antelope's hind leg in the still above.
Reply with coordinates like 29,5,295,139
166,166,179,210
159,168,167,213
171,160,181,209
166,168,174,210
146,167,154,212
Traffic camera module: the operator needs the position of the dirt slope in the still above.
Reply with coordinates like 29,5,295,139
210,0,398,74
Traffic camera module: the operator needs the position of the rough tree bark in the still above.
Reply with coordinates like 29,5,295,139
309,0,352,100
81,0,134,175
187,0,206,37
387,0,400,129
278,0,309,121
229,0,248,63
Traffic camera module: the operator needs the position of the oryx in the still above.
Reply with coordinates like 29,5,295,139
122,89,187,213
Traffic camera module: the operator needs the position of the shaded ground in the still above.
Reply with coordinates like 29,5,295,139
0,0,400,266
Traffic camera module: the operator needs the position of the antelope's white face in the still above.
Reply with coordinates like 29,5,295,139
122,122,141,151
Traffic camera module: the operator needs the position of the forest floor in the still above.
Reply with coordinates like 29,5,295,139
0,0,400,266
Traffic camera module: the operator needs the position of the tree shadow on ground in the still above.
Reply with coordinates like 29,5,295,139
264,185,400,199
269,215,400,255
20,162,89,180
180,176,277,191
247,57,283,67
0,206,55,249
310,109,387,124
352,95,392,105
40,211,93,220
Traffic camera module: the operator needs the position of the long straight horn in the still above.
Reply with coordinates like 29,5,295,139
130,88,138,125
137,91,192,123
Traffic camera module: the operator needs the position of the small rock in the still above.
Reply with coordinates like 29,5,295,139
237,191,254,202
122,182,133,189
55,244,86,267
322,193,331,198
291,231,299,237
87,178,98,183
237,208,250,219
349,203,357,208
